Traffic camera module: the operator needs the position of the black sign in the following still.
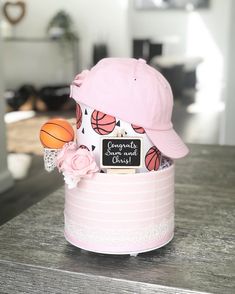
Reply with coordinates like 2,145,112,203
101,137,143,168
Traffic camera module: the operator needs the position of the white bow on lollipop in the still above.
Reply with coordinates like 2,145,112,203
43,148,61,172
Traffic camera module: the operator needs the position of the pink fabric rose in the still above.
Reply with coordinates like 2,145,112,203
56,142,99,189
56,142,78,172
72,70,90,87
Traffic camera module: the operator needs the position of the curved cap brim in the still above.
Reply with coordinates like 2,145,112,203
145,128,189,159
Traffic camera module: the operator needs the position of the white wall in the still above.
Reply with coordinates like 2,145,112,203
186,0,231,86
1,0,231,89
2,0,130,89
221,0,235,145
3,0,230,89
130,1,189,55
130,0,231,85
130,0,235,146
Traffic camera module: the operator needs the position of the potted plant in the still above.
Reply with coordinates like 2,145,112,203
47,10,77,41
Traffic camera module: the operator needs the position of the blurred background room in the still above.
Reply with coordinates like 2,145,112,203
0,0,235,224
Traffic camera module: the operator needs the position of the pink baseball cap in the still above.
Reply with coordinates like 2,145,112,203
70,58,188,159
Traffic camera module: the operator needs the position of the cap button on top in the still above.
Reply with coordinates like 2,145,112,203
134,58,147,78
138,58,146,64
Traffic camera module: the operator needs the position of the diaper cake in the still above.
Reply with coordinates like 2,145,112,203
40,58,188,255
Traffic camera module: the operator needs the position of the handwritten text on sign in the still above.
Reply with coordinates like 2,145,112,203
101,137,143,168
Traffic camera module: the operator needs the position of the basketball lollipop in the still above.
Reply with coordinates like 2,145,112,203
145,146,161,171
131,124,145,134
76,103,82,129
40,118,74,149
39,118,74,172
91,110,116,135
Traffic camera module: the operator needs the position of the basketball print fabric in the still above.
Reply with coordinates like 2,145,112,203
76,103,160,173
76,103,82,129
79,145,90,151
132,124,145,134
145,146,161,171
91,110,116,135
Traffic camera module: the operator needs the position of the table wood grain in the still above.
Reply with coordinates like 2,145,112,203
0,144,234,294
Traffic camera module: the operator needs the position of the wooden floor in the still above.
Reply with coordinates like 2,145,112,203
0,93,223,225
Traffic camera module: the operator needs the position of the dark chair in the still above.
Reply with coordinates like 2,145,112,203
160,65,185,98
184,70,197,89
148,43,163,63
93,44,108,65
133,39,163,63
133,39,150,60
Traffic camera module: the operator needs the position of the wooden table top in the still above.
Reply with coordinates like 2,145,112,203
0,144,234,294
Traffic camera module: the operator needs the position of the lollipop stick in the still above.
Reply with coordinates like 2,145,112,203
44,148,60,172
